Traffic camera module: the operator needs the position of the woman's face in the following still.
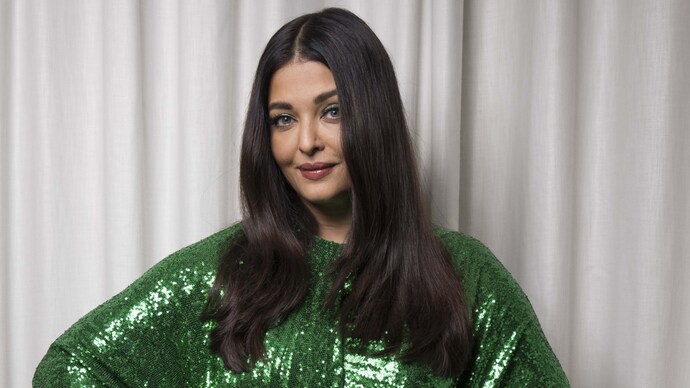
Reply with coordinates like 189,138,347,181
268,60,352,214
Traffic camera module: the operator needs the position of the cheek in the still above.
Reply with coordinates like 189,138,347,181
324,129,344,156
270,135,291,166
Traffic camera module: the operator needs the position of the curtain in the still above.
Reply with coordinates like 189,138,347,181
1,1,688,387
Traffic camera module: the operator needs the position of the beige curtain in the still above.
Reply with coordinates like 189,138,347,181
1,1,688,387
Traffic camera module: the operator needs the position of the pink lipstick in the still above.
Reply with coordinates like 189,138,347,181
297,162,336,180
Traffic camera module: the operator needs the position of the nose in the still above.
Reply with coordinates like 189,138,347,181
298,119,324,155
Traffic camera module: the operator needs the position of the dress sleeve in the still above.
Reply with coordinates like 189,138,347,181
33,341,125,387
452,236,570,387
32,227,234,387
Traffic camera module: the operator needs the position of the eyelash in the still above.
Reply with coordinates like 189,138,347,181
322,104,340,120
271,114,294,127
270,103,340,127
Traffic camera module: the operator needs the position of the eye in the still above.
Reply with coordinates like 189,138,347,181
321,104,340,121
271,114,295,128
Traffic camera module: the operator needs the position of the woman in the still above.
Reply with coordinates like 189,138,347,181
34,8,569,387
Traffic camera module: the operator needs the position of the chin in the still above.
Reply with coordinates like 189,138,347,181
300,191,351,208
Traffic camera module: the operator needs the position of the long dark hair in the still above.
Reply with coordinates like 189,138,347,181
203,7,472,377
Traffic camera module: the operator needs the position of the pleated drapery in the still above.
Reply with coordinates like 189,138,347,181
1,1,688,387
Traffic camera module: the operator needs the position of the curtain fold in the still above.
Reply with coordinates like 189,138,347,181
1,1,688,387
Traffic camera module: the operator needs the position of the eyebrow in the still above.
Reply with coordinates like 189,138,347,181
314,89,338,105
268,89,338,111
268,102,292,111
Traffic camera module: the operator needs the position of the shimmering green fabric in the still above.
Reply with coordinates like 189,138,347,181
34,224,569,387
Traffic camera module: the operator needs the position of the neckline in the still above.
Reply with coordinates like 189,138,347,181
313,234,345,249
314,234,345,248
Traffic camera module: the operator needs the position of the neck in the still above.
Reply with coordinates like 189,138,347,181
304,200,352,244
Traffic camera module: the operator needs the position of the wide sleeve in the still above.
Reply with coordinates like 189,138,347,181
32,226,239,387
439,232,570,387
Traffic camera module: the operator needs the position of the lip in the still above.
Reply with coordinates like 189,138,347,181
297,162,336,180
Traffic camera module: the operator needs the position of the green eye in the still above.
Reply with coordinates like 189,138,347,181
322,104,340,120
271,114,294,127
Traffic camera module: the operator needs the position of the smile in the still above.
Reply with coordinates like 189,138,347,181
297,163,336,180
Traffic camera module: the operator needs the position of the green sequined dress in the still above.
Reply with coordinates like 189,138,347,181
34,224,569,387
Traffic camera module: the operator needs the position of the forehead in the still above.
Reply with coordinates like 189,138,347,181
269,60,337,103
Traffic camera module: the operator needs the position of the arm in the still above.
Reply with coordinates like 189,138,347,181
34,342,127,387
33,226,237,387
33,257,209,387
459,262,569,387
438,231,569,387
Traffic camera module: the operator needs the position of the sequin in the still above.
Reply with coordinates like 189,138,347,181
34,224,569,387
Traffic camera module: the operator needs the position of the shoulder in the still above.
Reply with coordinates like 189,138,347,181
433,227,533,321
109,222,245,297
79,220,245,325
434,227,496,268
144,221,244,276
